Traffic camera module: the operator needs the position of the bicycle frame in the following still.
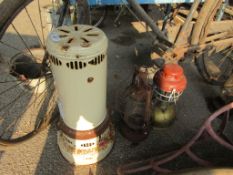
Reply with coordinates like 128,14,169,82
57,0,233,64
147,0,233,62
87,0,196,6
80,0,233,63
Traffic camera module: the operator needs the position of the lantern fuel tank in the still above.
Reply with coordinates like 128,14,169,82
46,25,114,165
153,64,187,127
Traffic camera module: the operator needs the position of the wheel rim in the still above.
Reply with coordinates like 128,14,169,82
0,0,58,143
90,6,107,27
196,48,233,85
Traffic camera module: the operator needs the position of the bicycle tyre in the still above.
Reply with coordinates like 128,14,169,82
195,49,233,85
0,0,58,145
90,5,107,27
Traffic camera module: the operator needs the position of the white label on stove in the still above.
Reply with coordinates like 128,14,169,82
50,32,60,42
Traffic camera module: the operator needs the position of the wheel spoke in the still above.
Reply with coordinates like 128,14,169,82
24,7,44,48
51,0,56,30
0,77,50,113
0,0,56,142
218,49,232,67
37,0,45,45
1,78,54,138
32,76,42,110
0,79,20,83
0,80,33,114
0,41,31,57
26,77,53,113
0,40,45,63
0,81,24,96
10,62,42,65
23,78,53,116
30,77,54,128
0,117,19,138
11,24,37,61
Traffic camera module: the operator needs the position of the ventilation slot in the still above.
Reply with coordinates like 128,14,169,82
74,26,78,31
49,55,62,66
81,37,89,43
80,37,90,47
79,62,83,69
67,38,74,44
83,28,93,32
70,62,74,69
88,54,105,65
81,143,95,147
86,33,99,36
59,34,68,38
75,61,78,69
58,29,70,33
66,61,87,70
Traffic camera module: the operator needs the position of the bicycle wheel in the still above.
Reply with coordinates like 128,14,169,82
89,5,107,27
195,48,233,85
193,1,233,85
0,0,60,145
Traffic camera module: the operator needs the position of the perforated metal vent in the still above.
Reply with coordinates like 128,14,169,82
88,54,105,65
64,53,106,70
46,25,107,62
66,61,87,70
81,142,95,147
56,26,98,51
49,54,62,66
46,24,108,133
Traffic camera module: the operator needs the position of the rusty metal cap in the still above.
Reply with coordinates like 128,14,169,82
154,64,187,93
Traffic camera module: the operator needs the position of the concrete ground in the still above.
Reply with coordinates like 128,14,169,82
0,3,233,175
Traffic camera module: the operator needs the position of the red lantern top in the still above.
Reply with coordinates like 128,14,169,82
154,64,187,93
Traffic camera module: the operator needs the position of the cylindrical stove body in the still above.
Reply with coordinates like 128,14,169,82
46,25,114,165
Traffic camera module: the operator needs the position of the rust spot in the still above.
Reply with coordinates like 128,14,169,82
57,116,111,140
87,77,94,83
76,55,80,58
61,45,69,51
81,37,90,47
81,42,90,47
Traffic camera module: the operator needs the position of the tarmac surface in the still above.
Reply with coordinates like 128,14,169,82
0,2,233,175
